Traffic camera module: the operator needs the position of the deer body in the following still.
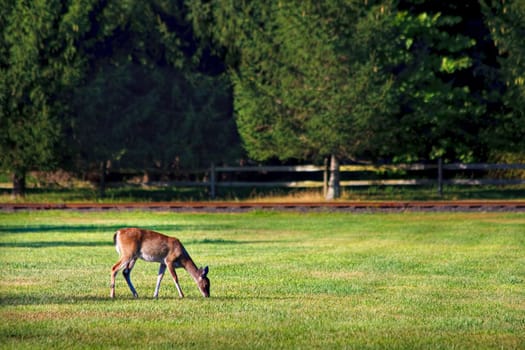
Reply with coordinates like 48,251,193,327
110,228,210,298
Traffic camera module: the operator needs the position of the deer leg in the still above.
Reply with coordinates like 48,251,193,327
167,263,184,298
111,258,130,298
153,263,167,298
122,259,138,298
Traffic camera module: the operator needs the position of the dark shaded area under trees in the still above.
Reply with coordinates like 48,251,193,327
1,0,523,198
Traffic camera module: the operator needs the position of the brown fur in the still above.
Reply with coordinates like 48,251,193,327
110,228,210,298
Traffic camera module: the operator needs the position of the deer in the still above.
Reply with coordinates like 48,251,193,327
110,228,210,299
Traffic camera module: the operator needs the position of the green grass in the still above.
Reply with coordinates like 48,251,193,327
1,184,525,203
1,211,524,349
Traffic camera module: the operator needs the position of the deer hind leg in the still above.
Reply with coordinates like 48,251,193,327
167,263,184,298
153,263,167,299
110,257,138,298
110,259,125,298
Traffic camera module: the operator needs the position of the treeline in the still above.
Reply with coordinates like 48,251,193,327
1,0,524,198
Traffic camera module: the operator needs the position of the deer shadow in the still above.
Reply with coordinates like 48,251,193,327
0,240,111,248
0,292,294,307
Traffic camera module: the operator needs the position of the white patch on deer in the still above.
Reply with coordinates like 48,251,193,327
140,252,161,263
115,231,121,254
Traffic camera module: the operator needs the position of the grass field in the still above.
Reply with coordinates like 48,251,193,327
0,210,524,349
2,182,525,202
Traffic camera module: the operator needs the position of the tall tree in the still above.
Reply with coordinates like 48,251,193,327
192,0,399,199
71,61,237,195
0,0,92,196
481,0,525,156
392,0,500,162
68,0,240,195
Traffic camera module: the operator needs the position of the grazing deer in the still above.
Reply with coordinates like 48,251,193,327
110,228,210,298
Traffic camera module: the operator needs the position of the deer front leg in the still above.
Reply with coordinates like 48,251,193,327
122,259,138,298
167,264,184,298
153,263,167,298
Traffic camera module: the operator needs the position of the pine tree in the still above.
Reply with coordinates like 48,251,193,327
68,0,240,196
481,0,525,156
0,0,92,196
390,1,489,163
199,1,398,198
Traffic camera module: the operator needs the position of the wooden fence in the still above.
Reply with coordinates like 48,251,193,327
146,162,525,198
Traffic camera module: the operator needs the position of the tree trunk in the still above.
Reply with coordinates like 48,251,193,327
325,154,341,200
12,171,26,198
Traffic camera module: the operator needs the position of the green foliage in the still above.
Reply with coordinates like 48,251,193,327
66,0,240,178
488,152,525,180
193,1,500,165
228,1,400,162
83,0,191,68
0,1,64,173
71,62,239,171
391,5,486,162
1,0,241,195
1,211,524,348
1,0,523,196
481,0,525,154
0,0,96,193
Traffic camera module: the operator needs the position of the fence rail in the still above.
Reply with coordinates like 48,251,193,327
143,162,525,198
220,162,524,198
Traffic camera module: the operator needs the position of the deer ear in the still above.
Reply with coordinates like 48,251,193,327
201,266,209,277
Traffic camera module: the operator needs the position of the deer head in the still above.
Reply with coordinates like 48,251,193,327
198,266,210,297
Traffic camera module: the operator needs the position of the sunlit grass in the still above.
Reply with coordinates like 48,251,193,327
1,211,524,349
1,182,524,202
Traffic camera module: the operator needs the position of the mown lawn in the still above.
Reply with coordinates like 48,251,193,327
1,182,525,202
0,210,524,349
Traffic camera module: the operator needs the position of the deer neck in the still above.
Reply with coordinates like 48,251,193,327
181,256,202,284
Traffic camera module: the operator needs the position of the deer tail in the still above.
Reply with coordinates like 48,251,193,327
113,230,120,254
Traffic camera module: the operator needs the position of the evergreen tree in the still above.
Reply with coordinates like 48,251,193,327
193,1,399,198
71,61,237,195
68,0,240,195
390,1,494,163
481,0,525,156
0,0,92,196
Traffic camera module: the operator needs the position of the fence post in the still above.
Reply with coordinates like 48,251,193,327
437,158,443,196
325,155,341,200
210,162,216,200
